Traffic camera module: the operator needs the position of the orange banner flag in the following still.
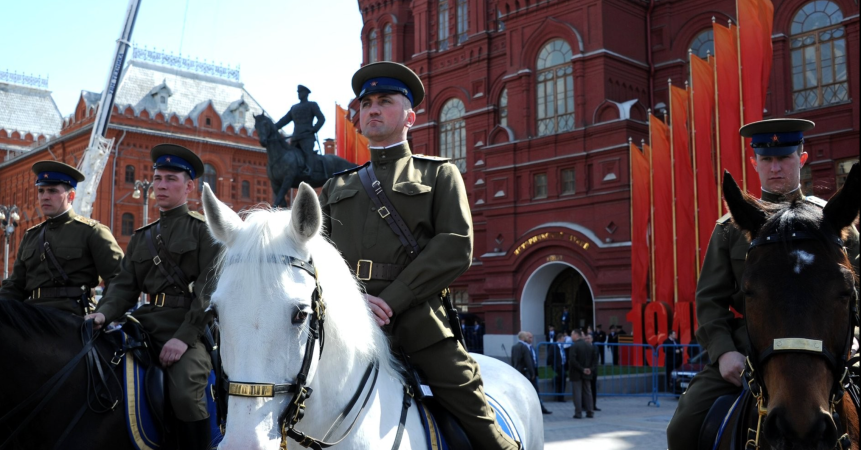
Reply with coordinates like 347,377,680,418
670,85,696,304
335,104,370,165
690,55,719,265
713,21,743,199
631,141,651,307
649,114,674,305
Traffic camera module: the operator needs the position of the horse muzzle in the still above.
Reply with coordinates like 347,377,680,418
763,406,840,450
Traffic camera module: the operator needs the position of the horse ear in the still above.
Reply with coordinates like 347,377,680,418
823,162,860,234
290,182,321,243
202,182,243,246
723,170,768,237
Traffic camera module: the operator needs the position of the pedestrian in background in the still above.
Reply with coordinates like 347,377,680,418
568,329,595,419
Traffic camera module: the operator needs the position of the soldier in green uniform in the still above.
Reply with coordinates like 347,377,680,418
666,119,861,449
0,161,123,315
85,144,221,450
318,62,519,450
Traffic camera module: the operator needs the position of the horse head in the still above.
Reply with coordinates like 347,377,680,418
723,163,860,450
253,113,275,147
202,182,394,449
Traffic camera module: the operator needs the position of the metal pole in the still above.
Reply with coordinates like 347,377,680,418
142,193,149,226
3,235,9,280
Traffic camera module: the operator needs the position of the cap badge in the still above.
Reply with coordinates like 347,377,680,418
370,81,378,86
166,157,172,162
772,134,780,143
43,174,48,178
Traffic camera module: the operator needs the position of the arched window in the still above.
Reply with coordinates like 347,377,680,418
499,88,508,127
791,1,847,110
200,163,217,192
456,0,468,44
438,0,450,51
439,98,466,172
536,39,575,136
690,29,714,59
121,213,135,236
241,180,250,198
383,24,392,61
125,165,135,183
369,29,378,63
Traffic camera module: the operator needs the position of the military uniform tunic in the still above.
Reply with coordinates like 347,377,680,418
667,190,861,449
95,204,221,421
320,142,518,450
0,208,123,315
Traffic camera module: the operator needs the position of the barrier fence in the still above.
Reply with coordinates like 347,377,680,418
532,342,706,407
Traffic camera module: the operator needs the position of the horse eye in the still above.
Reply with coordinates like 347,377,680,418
292,310,309,325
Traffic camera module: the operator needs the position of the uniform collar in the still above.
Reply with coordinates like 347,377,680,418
761,186,802,203
159,203,189,219
46,207,74,224
370,141,411,164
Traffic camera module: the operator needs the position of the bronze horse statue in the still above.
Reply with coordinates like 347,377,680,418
713,163,860,450
254,114,355,208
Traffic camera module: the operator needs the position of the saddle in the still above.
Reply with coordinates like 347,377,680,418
698,392,743,450
120,319,167,433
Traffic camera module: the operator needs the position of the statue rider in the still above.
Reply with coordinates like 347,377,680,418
274,85,325,175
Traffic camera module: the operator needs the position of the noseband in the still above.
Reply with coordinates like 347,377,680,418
742,230,857,449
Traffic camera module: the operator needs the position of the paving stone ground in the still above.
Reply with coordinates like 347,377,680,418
539,395,678,450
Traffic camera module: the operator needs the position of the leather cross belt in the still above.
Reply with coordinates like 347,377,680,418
145,293,192,308
355,260,404,281
31,286,88,299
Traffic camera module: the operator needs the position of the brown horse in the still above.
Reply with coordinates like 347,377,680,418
717,163,860,450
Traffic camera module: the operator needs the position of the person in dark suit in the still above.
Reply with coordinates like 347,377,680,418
608,325,620,366
568,329,596,418
546,333,567,402
511,331,552,414
585,334,601,411
560,307,571,333
664,330,684,392
546,325,556,343
593,324,607,365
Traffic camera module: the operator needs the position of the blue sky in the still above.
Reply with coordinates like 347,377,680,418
0,0,365,141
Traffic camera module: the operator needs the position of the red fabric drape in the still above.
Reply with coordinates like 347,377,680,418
631,142,651,307
713,22,743,198
650,115,674,305
690,55,719,265
670,86,696,304
335,105,370,164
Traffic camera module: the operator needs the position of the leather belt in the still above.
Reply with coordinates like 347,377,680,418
145,293,192,308
31,286,88,299
355,260,404,281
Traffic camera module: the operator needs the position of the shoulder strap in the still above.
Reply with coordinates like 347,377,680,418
39,226,70,285
145,223,194,297
358,165,420,260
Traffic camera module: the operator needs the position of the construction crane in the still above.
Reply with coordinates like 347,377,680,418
72,0,142,218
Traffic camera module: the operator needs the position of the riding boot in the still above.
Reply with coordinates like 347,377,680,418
176,418,212,450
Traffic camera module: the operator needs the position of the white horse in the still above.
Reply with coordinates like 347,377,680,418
202,182,544,450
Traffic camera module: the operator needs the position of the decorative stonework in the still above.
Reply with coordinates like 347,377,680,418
0,70,48,89
132,45,240,82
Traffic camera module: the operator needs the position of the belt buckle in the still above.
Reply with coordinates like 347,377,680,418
154,293,166,307
33,288,40,299
356,260,373,281
377,206,390,219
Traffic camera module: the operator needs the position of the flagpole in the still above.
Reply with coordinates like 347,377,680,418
629,138,637,298
648,116,656,304
687,65,701,278
733,17,747,193
668,79,679,306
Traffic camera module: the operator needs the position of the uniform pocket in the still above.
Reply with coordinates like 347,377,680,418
327,188,359,205
392,182,431,196
54,247,83,260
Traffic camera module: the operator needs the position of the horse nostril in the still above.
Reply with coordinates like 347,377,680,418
763,407,790,445
819,411,839,448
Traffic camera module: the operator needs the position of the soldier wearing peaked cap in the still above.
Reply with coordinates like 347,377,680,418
0,161,124,316
86,143,221,450
667,119,860,449
319,61,519,450
275,84,325,175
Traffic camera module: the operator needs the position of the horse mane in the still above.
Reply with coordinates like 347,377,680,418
0,299,80,339
212,206,403,381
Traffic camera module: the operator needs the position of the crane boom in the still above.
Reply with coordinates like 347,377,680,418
72,0,142,218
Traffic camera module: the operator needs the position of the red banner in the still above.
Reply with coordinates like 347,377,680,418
713,22,743,199
690,55,719,265
335,105,370,165
631,142,650,307
649,115,674,305
670,86,696,304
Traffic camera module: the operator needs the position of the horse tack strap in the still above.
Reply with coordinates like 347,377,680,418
358,165,420,261
38,226,70,285
228,381,297,398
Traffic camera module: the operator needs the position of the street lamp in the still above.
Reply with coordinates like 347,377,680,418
0,205,20,280
132,180,155,226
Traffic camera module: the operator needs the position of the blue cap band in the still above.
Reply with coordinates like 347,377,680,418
154,154,196,179
36,171,77,187
359,77,414,106
750,131,804,156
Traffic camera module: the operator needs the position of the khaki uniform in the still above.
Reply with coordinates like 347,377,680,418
95,204,221,421
320,142,518,450
667,191,861,449
0,209,123,315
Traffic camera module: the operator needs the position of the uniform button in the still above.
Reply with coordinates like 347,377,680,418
382,154,387,159
409,190,415,194
381,165,387,170
371,206,376,211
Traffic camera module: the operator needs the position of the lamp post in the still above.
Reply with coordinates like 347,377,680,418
0,205,20,280
132,180,155,226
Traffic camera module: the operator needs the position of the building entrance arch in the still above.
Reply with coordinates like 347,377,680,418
521,261,594,342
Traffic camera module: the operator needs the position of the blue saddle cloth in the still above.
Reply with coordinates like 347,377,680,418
120,332,222,450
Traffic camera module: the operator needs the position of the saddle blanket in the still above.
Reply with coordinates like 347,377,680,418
415,392,521,449
121,332,222,450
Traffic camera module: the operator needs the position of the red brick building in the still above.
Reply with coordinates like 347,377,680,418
356,0,860,356
1,50,271,273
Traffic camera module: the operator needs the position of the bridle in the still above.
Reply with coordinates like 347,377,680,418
741,230,858,450
221,254,380,450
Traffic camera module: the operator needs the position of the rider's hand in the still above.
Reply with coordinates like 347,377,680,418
718,351,746,387
159,338,189,368
84,312,106,330
364,294,392,327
